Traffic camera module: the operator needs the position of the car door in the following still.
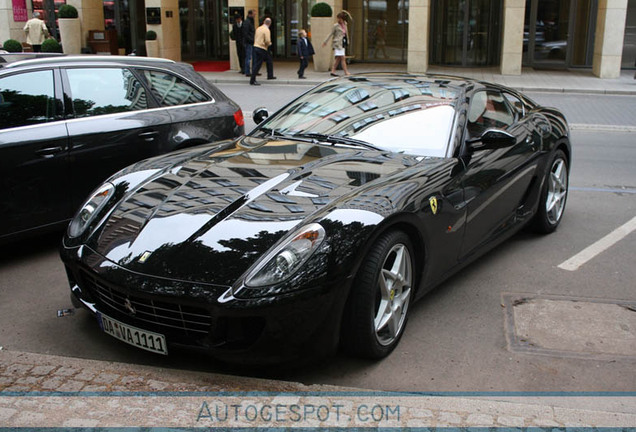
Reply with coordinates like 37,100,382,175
458,88,540,259
62,66,173,211
0,68,70,239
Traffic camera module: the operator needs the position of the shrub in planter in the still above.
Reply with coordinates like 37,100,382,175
58,4,79,19
145,30,157,41
41,38,62,53
311,2,333,17
2,39,23,52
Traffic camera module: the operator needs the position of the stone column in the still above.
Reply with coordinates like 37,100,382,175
500,0,525,75
145,0,180,61
407,0,429,73
593,0,628,78
0,0,28,44
68,0,104,49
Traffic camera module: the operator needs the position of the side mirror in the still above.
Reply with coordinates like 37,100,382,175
468,129,516,151
253,107,269,124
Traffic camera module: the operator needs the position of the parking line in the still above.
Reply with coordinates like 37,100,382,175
558,215,636,271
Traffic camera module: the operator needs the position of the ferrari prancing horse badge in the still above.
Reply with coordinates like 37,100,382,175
429,196,438,215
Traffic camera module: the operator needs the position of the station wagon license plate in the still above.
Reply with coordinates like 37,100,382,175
98,312,168,355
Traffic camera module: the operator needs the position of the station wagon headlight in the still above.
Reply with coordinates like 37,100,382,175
68,183,115,238
245,223,325,287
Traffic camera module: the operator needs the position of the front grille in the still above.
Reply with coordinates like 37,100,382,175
80,270,211,337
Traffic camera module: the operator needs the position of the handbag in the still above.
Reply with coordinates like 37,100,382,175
342,35,348,48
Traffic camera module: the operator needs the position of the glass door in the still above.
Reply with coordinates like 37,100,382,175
180,0,228,60
430,0,501,66
260,0,286,57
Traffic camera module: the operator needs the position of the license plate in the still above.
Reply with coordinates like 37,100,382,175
98,312,168,355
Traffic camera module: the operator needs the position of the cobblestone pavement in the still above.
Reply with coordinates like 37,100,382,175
1,350,635,428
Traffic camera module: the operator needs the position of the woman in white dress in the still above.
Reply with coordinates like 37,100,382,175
322,12,350,77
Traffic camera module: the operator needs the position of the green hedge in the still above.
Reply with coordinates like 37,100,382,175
2,39,23,52
41,38,62,53
145,30,157,41
58,4,78,18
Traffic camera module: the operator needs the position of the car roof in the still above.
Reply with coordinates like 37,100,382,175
0,54,175,70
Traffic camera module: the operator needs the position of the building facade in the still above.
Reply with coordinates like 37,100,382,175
2,0,634,77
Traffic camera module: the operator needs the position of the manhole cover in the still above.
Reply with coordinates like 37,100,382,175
503,294,636,360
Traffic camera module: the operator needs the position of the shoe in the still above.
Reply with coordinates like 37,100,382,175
330,73,338,77
299,76,306,79
245,74,250,77
250,81,260,86
267,76,277,80
256,73,262,76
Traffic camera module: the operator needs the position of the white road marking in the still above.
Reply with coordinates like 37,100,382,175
558,215,636,271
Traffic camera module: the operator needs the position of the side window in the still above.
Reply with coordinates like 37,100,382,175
467,90,515,137
142,70,209,106
66,68,147,117
503,92,525,117
0,70,56,129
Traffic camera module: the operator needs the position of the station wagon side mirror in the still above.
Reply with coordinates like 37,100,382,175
253,107,269,124
467,129,516,152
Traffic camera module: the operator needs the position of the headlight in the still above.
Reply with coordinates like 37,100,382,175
67,183,114,238
245,223,325,287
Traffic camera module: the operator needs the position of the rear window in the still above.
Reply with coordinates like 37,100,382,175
142,70,209,106
66,67,148,117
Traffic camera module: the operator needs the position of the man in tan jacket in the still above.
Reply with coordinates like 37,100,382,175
23,12,49,52
250,17,276,85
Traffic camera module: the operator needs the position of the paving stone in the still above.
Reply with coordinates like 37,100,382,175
93,372,120,385
40,377,66,390
62,418,100,427
497,415,526,427
120,376,145,385
30,365,57,376
0,407,18,421
0,376,15,387
54,367,78,377
437,411,463,425
74,371,97,382
82,385,108,392
147,380,169,391
3,364,32,376
57,380,86,392
466,413,495,425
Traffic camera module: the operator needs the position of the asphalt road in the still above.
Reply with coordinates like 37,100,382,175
0,90,634,392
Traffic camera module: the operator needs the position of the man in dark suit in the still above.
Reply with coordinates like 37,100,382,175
242,10,256,77
296,29,314,79
231,14,245,74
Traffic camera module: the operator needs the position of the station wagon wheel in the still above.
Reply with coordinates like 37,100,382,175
533,149,569,233
342,230,414,359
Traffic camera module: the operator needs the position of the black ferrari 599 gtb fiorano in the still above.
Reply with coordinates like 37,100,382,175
61,74,570,363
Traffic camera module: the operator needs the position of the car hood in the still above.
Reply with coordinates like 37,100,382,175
91,137,434,285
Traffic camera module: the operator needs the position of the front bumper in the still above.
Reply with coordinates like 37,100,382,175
61,244,351,364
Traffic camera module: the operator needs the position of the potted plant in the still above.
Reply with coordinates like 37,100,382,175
145,30,159,57
58,4,81,54
41,38,63,53
310,2,333,72
2,39,23,52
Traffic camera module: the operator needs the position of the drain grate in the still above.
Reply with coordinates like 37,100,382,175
503,294,636,360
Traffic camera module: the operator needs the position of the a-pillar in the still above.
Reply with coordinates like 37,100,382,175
145,0,180,61
500,0,525,75
67,0,103,50
593,0,628,78
407,0,429,73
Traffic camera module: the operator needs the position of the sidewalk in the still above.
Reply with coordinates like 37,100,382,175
201,60,636,95
1,349,635,428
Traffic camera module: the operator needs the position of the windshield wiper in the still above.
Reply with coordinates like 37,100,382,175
293,132,382,151
257,127,315,143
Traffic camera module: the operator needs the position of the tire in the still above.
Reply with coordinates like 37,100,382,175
532,149,569,234
342,230,415,359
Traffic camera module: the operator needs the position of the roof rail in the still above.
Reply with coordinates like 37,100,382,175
1,54,175,70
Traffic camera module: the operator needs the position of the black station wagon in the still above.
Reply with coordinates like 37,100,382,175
0,54,244,242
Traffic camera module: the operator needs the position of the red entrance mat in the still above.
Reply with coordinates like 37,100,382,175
190,60,231,72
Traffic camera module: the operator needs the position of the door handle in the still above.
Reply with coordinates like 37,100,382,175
35,146,64,158
138,131,158,142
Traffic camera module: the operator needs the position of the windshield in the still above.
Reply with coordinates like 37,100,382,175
253,77,460,157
